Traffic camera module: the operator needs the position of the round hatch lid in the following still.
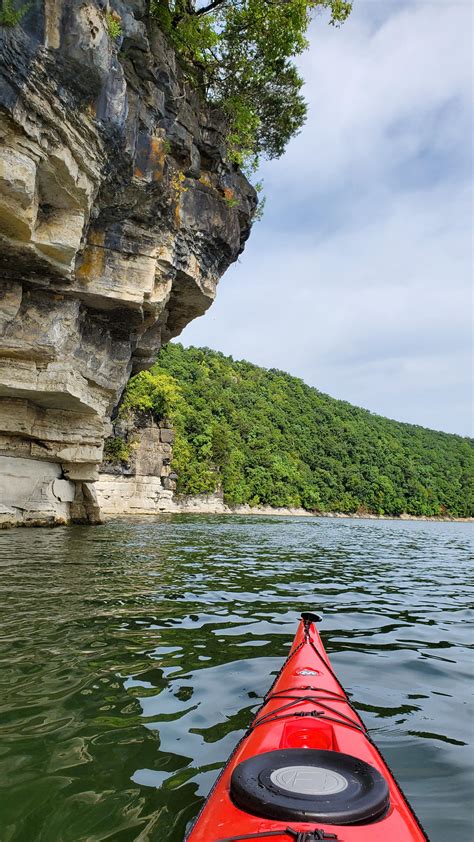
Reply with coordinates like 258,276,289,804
230,748,390,825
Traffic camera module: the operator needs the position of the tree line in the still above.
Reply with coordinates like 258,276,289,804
112,343,473,517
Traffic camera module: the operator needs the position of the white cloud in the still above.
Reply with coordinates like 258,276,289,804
180,0,473,436
278,0,473,194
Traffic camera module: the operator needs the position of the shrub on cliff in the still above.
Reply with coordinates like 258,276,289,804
152,0,351,166
120,370,184,420
122,343,474,517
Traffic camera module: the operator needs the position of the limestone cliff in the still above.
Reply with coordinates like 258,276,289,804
96,411,179,514
0,1,256,527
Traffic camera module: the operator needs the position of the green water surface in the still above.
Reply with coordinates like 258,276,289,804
0,516,472,841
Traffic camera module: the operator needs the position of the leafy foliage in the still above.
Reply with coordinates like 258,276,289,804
120,369,184,419
122,344,473,517
151,0,351,166
103,436,131,464
106,11,123,39
0,0,32,26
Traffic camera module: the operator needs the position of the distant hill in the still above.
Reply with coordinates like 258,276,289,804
119,344,473,517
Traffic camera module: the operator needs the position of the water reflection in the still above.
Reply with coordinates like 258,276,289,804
0,516,472,841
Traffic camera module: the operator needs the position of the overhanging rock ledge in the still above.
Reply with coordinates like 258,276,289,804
0,1,256,527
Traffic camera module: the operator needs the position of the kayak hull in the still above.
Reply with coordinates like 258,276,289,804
185,616,427,842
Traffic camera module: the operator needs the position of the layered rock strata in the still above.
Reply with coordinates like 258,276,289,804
0,1,255,526
96,412,177,514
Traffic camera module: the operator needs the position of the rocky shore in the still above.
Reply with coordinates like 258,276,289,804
93,484,473,524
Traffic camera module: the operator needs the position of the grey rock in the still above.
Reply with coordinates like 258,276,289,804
0,1,257,526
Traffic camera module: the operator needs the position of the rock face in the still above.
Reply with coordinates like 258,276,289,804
0,1,256,526
96,412,177,514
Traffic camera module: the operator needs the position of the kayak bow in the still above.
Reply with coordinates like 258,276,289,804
185,612,428,842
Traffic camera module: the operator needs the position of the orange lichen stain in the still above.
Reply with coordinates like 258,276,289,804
150,136,166,182
75,229,106,281
134,136,166,182
223,187,234,201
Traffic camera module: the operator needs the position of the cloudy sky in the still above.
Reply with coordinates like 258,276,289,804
179,0,473,437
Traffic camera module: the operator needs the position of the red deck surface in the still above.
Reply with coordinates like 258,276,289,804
186,617,427,842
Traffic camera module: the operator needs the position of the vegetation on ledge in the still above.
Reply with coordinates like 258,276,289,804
151,0,351,167
120,344,473,517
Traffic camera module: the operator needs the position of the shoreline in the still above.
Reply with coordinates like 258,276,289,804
101,495,473,524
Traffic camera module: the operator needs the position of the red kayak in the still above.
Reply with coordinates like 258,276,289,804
186,612,427,842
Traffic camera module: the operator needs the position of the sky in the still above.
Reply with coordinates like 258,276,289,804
179,0,473,437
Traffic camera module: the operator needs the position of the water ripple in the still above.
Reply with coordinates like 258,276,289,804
0,516,472,841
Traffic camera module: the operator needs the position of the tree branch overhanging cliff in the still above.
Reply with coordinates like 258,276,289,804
151,0,352,169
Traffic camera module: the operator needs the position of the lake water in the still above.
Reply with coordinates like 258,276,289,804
0,515,472,842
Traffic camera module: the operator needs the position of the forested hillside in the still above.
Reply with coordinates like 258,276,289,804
117,344,473,517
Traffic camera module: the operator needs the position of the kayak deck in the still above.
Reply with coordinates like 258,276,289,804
185,613,427,841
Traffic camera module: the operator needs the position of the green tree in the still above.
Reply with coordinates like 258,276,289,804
119,343,474,518
152,0,351,165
